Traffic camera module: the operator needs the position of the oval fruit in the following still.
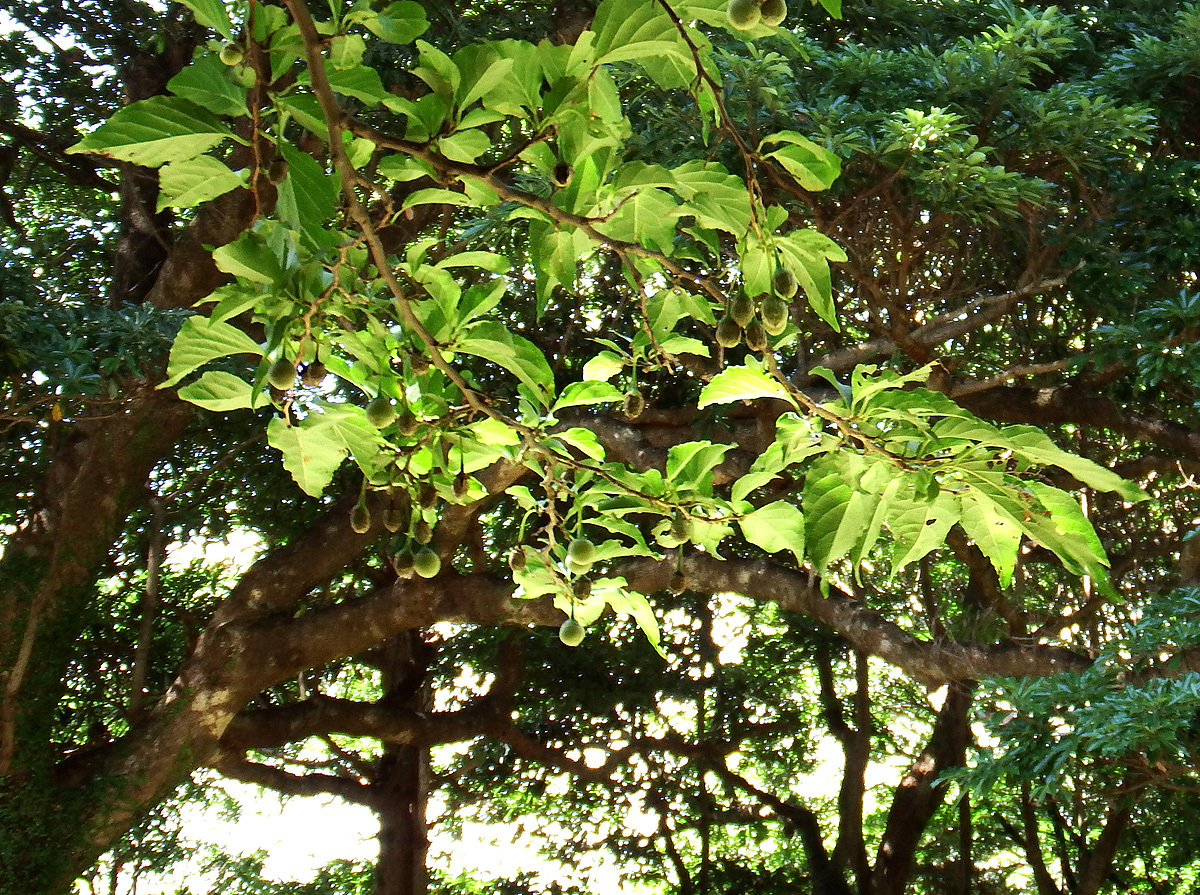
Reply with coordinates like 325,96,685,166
413,517,433,544
413,546,441,578
623,390,646,420
726,0,761,30
559,617,586,647
392,551,414,577
350,504,371,534
759,0,787,26
772,267,798,297
267,358,296,390
744,318,768,352
452,470,471,499
219,42,244,66
761,295,790,335
365,396,396,428
716,316,742,349
730,293,755,327
396,409,419,437
567,537,595,568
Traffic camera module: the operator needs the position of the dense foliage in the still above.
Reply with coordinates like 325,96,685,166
3,0,1200,893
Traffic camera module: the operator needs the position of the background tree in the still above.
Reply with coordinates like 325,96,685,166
3,0,1200,894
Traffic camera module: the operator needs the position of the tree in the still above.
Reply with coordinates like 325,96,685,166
3,0,1200,893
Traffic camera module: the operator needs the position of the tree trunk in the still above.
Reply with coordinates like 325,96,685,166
0,392,194,895
372,633,432,895
870,682,974,895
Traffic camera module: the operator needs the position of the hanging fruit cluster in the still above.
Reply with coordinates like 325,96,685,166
726,0,788,30
715,267,797,351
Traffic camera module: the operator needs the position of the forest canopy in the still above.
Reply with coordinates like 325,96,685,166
2,0,1200,893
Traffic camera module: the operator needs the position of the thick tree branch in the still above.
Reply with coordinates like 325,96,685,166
209,750,375,806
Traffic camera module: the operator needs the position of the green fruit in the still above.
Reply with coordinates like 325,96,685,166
670,513,692,543
726,0,761,30
267,358,296,390
350,504,371,534
509,548,528,572
396,409,419,437
761,295,790,335
366,396,397,428
418,482,438,509
559,617,586,647
413,517,433,544
452,470,471,500
759,0,787,25
730,293,755,328
772,267,798,298
299,361,326,386
744,318,768,352
413,546,441,578
267,157,289,185
567,537,596,568
623,390,646,420
392,551,415,577
573,578,592,600
384,492,408,533
219,42,244,66
716,316,742,349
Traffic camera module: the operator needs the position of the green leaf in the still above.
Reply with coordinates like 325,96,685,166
552,381,624,411
156,156,244,211
177,371,264,411
1024,482,1114,593
803,454,857,573
552,427,606,461
67,96,234,167
1001,426,1148,501
177,0,235,39
321,63,391,106
760,131,842,191
740,501,805,562
168,53,249,117
775,229,845,330
582,352,625,382
402,187,479,210
455,321,555,404
276,143,340,246
160,315,263,388
667,441,731,495
267,417,346,497
698,361,796,408
959,491,1024,587
605,584,664,655
266,406,386,497
212,231,286,285
888,490,960,573
365,0,430,44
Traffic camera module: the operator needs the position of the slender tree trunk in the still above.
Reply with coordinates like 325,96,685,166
1074,791,1134,895
372,633,432,895
871,681,974,895
1021,784,1063,895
